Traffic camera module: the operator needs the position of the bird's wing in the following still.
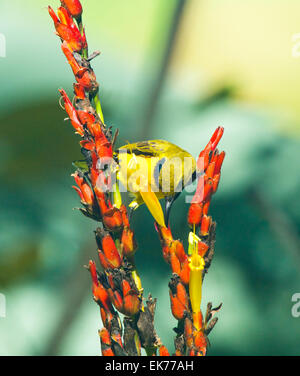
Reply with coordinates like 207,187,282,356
118,140,172,157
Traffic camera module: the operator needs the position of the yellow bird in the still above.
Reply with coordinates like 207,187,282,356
114,140,196,227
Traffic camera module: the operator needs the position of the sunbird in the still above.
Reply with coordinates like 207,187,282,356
115,140,196,227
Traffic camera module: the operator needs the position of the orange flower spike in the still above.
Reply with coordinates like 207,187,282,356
72,172,94,205
48,6,85,52
60,0,83,19
59,89,84,136
159,346,170,356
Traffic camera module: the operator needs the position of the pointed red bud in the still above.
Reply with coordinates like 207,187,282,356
60,0,83,19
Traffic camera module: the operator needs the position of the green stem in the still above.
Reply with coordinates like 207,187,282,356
94,93,105,124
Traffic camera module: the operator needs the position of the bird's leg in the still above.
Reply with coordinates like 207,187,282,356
164,192,181,226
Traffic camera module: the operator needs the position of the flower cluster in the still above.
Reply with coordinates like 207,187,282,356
48,0,164,357
157,127,225,356
48,0,225,357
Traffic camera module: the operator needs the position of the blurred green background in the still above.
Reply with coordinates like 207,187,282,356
1,0,300,356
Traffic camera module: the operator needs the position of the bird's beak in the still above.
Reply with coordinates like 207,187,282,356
139,187,166,228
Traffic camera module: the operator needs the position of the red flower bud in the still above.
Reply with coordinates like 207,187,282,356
61,42,98,94
120,205,130,227
59,89,84,135
60,0,83,19
48,6,86,52
162,245,171,262
96,230,122,268
200,215,211,236
198,241,209,257
170,253,181,275
215,151,225,174
158,226,173,247
103,207,123,232
172,240,188,264
179,259,190,285
188,203,203,227
121,227,137,257
169,282,189,320
72,172,94,205
122,280,141,316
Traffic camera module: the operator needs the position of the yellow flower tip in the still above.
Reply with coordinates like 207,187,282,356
188,231,201,256
190,253,205,271
188,230,205,321
113,183,122,209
